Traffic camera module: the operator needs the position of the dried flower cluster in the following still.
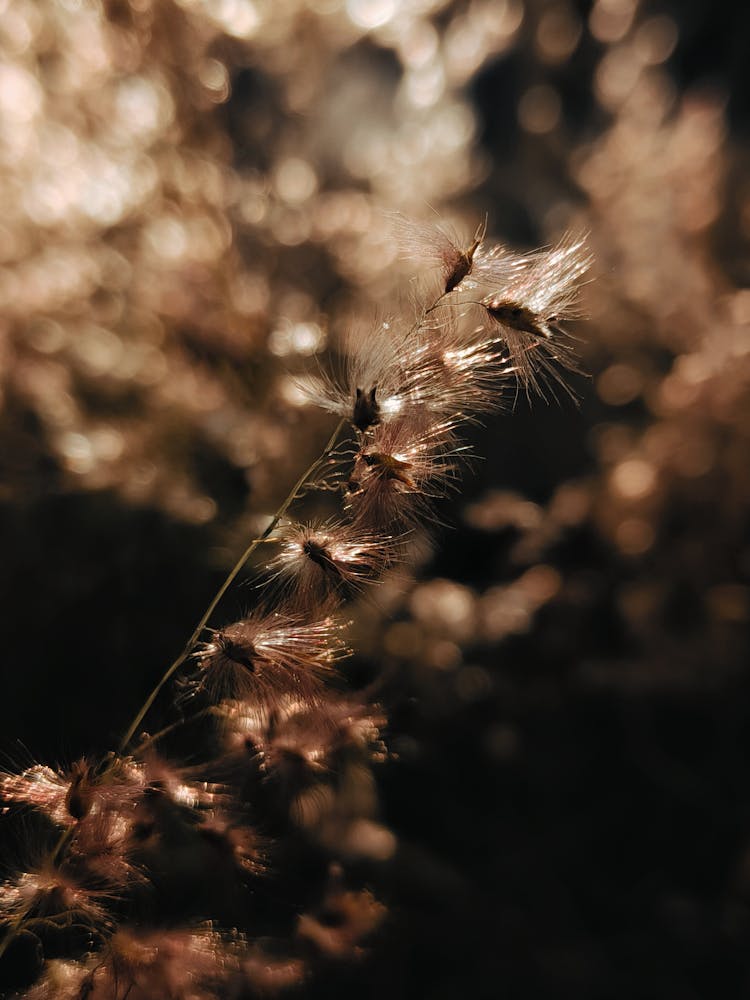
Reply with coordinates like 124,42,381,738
3,0,748,995
0,217,590,997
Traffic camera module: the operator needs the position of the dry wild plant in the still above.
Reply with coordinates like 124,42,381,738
0,217,591,999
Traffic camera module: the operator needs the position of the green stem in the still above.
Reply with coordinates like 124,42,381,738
117,417,348,753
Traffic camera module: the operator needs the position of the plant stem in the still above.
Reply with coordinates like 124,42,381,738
117,417,348,753
133,707,214,754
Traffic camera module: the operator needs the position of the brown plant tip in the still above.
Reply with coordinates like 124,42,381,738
444,232,482,293
390,213,486,295
64,760,93,821
484,300,556,340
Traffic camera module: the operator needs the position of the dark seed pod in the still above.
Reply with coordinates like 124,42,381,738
352,385,380,431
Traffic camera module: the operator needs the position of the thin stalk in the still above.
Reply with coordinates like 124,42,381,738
134,707,214,754
117,417,348,753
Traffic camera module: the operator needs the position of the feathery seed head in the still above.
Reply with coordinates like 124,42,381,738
391,213,486,294
346,415,460,527
192,611,348,706
219,695,384,779
483,232,591,323
67,808,145,890
468,240,532,292
305,309,507,437
1,765,78,827
250,697,386,820
1,757,143,828
268,520,393,604
481,232,592,397
301,319,417,430
19,959,91,1000
0,864,112,929
402,314,514,417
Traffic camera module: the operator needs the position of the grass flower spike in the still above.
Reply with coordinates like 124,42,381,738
0,210,591,999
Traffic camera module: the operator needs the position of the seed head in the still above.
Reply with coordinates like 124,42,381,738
346,414,462,528
401,313,515,418
67,808,146,890
300,318,420,431
192,611,348,706
19,959,90,1000
94,926,235,1000
481,232,592,398
1,757,142,827
267,519,394,605
0,863,113,930
390,213,486,294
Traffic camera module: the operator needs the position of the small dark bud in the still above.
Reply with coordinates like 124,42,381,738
444,236,481,293
485,299,552,339
65,761,93,821
302,538,344,579
216,634,258,673
352,385,380,431
361,451,416,488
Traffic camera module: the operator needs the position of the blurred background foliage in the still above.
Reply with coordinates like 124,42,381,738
1,0,749,996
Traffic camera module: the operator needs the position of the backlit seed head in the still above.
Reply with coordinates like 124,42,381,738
390,213,487,294
1,756,142,828
346,414,462,528
267,520,393,605
192,611,348,706
481,232,592,397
